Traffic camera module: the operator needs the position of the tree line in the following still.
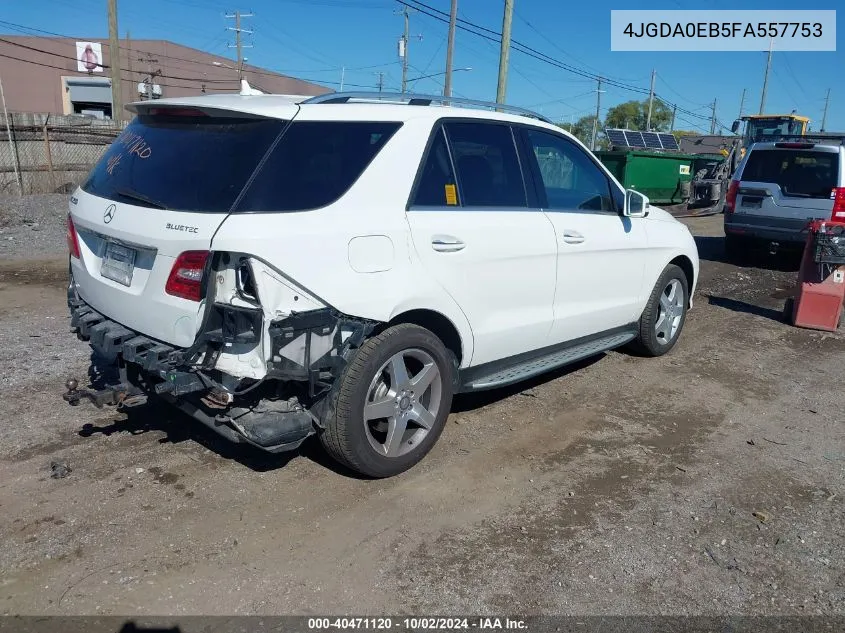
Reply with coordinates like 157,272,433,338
559,99,699,149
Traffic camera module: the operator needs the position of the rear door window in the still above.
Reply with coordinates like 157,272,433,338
443,121,528,207
411,126,460,207
237,121,401,212
742,149,838,198
83,113,288,213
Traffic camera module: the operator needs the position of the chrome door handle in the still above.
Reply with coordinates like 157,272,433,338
431,235,466,252
562,230,585,244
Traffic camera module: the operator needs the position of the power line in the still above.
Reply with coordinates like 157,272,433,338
656,75,709,108
398,0,712,122
525,90,597,109
772,66,805,110
0,37,230,83
0,19,395,80
0,35,378,91
511,8,644,84
0,50,237,92
398,0,649,93
780,52,808,97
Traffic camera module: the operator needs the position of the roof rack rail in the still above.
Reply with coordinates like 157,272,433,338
300,91,553,124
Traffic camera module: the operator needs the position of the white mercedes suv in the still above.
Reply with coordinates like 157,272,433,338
64,92,699,477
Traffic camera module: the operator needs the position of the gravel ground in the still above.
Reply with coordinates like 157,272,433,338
0,195,842,618
0,194,69,261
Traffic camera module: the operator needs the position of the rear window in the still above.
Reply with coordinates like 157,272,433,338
742,149,839,198
83,114,288,213
235,121,401,212
83,115,401,213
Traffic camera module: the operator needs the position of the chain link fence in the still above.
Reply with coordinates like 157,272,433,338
0,112,125,196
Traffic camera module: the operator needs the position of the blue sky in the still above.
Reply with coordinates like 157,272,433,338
3,0,842,133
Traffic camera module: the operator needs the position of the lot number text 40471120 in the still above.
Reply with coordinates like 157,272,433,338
306,618,529,630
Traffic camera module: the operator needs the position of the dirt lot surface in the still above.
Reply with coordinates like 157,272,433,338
0,197,842,617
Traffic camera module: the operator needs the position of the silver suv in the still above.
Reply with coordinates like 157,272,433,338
724,141,845,256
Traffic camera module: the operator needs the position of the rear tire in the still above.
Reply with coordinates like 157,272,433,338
631,264,689,357
320,324,454,478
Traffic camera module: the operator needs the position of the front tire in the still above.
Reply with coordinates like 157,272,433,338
631,264,689,357
320,323,454,478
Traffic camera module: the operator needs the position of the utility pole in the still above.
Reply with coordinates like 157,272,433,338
226,10,254,80
759,37,773,114
710,98,717,135
821,88,831,132
125,30,133,104
125,31,133,78
591,77,604,151
495,0,515,104
340,66,345,92
443,0,458,98
107,0,123,122
376,71,385,93
138,53,160,100
401,8,409,93
645,68,656,131
0,75,22,195
397,7,421,94
670,103,677,132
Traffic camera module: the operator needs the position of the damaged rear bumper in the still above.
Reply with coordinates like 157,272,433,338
65,276,375,453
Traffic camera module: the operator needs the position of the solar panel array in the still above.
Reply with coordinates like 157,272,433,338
605,129,627,147
642,131,663,149
658,133,680,150
604,128,680,151
624,130,644,147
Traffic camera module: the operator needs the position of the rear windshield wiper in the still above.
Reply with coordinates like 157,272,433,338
114,187,169,210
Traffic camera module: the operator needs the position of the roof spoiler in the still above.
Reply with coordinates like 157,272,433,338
240,79,265,96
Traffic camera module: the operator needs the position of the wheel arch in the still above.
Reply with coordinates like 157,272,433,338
668,254,696,307
383,308,467,367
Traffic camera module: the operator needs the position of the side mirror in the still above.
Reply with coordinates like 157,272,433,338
731,120,741,134
624,189,649,218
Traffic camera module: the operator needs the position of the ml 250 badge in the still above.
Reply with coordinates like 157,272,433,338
166,223,199,234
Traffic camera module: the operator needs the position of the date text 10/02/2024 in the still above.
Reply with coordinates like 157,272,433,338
307,618,529,630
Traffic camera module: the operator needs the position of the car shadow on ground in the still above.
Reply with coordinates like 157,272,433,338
73,352,610,477
706,295,787,323
695,235,803,272
76,353,368,478
77,398,368,477
453,354,605,412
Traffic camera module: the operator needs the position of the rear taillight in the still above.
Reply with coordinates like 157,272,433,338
67,215,81,259
725,179,740,213
832,187,845,221
165,251,209,302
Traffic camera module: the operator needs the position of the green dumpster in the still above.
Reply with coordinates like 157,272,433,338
594,150,701,205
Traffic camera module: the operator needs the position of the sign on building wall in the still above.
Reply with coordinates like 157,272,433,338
76,42,103,73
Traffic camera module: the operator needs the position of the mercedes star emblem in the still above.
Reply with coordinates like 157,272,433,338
103,204,116,224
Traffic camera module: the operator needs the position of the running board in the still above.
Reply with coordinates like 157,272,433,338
460,329,636,392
